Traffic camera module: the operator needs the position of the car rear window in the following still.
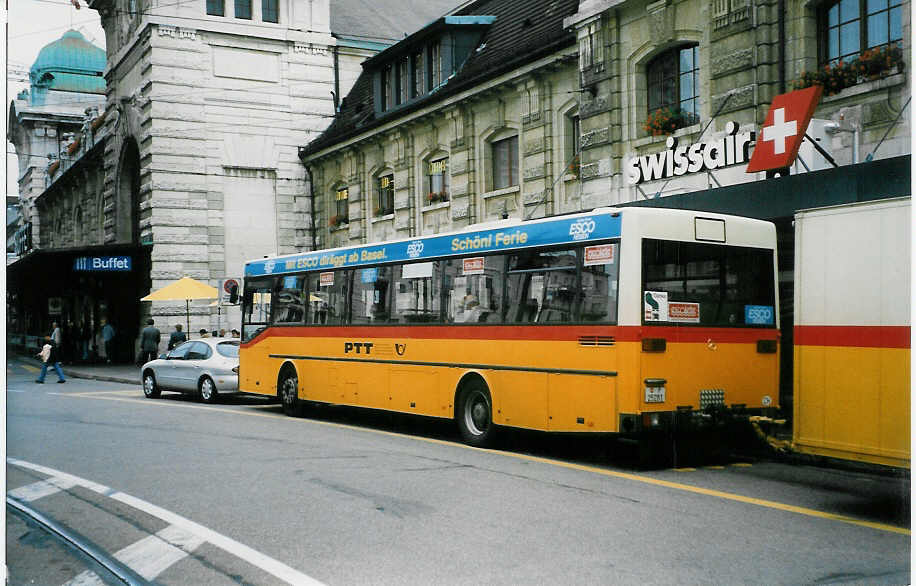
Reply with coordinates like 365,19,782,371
216,341,239,358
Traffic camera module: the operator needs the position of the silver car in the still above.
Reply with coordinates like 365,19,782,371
141,338,240,403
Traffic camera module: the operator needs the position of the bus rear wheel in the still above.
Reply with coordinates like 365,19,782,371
279,369,303,417
457,381,495,448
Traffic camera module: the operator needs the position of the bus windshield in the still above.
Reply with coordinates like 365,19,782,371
642,239,775,327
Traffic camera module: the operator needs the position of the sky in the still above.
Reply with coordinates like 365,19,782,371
5,0,106,198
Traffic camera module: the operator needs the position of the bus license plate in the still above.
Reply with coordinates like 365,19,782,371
644,386,666,403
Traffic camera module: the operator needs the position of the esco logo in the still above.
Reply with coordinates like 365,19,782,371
263,260,276,274
406,240,424,258
745,305,774,324
569,218,596,241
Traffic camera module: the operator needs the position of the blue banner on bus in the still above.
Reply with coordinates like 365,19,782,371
244,213,621,278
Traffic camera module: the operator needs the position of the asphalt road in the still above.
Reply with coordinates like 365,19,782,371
6,357,911,585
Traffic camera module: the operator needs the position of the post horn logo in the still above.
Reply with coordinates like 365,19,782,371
395,343,407,356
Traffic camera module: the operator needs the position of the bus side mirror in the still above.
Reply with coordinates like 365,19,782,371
229,284,239,304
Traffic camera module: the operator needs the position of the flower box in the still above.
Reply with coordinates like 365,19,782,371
644,108,699,137
794,44,905,96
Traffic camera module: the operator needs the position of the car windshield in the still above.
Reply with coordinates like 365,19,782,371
216,341,239,358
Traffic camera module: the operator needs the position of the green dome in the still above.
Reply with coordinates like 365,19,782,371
30,30,106,96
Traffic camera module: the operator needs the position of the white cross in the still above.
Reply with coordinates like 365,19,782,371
762,107,797,155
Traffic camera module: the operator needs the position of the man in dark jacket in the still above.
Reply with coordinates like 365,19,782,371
36,336,65,384
139,319,161,365
167,324,186,350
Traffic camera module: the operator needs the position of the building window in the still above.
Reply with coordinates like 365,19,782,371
381,65,392,111
376,174,394,216
398,57,409,105
492,136,519,190
565,113,580,177
426,158,449,204
330,187,348,228
579,21,604,71
429,42,441,90
262,0,278,23
412,51,424,98
820,0,903,65
235,0,252,19
206,0,225,16
646,44,700,132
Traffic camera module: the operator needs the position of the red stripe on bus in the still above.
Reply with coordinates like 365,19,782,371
794,325,911,349
241,325,778,346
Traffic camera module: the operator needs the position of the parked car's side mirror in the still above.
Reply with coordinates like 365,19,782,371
160,352,169,360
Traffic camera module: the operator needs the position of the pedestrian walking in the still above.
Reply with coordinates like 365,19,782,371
35,336,66,384
101,319,115,363
167,324,186,350
139,319,161,364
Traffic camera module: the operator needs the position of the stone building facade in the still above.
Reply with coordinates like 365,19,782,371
301,0,909,242
8,0,462,359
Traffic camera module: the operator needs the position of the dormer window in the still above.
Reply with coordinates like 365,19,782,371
411,51,424,98
398,57,409,105
429,41,441,90
381,65,392,110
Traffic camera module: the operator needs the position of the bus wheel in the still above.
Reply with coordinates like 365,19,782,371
278,368,303,417
457,380,495,448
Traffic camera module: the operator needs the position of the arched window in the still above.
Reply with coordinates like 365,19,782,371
646,44,700,132
330,185,349,228
375,173,394,217
425,156,449,204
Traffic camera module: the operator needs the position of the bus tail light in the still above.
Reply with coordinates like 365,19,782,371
757,340,777,353
643,412,662,428
642,338,667,352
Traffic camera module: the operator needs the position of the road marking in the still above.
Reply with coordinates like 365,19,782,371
7,458,325,585
8,477,77,502
54,393,910,536
22,365,39,373
673,468,697,472
7,389,26,393
64,525,205,585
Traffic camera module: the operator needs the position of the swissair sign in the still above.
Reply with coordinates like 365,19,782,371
746,86,823,173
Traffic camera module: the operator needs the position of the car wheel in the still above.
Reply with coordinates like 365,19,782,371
279,368,303,417
456,380,496,448
199,376,217,403
142,371,161,399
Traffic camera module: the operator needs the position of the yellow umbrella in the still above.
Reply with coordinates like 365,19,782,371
141,276,219,334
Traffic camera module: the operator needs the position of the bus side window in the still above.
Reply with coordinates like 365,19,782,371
351,266,392,324
506,248,576,323
580,243,619,323
272,275,307,325
312,269,349,325
445,255,504,323
392,261,441,323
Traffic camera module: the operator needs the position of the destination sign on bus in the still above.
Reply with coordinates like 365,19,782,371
245,214,621,277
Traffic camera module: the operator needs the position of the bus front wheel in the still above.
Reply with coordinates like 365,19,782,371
279,368,303,417
457,381,495,448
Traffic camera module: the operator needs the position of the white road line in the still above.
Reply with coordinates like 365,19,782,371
8,458,324,585
8,477,77,502
7,389,26,393
63,524,206,585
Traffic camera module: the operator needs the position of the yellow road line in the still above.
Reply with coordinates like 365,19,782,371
58,392,910,536
21,365,39,373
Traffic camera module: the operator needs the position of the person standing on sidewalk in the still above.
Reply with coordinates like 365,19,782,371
101,319,115,363
139,319,161,365
167,324,186,350
35,336,66,384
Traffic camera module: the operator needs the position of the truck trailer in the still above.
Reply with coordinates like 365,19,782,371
792,197,910,468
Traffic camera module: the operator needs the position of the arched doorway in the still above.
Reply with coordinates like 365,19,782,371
116,137,141,244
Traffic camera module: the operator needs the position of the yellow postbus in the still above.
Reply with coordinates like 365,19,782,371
240,207,779,452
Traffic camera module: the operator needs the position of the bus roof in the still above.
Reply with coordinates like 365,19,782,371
242,207,770,278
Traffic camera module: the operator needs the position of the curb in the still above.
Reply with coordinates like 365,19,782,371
21,354,138,385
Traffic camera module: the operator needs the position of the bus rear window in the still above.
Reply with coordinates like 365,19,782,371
642,239,775,327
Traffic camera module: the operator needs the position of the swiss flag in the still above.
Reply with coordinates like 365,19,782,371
746,86,823,173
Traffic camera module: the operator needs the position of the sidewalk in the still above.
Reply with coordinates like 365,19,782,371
16,352,139,385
